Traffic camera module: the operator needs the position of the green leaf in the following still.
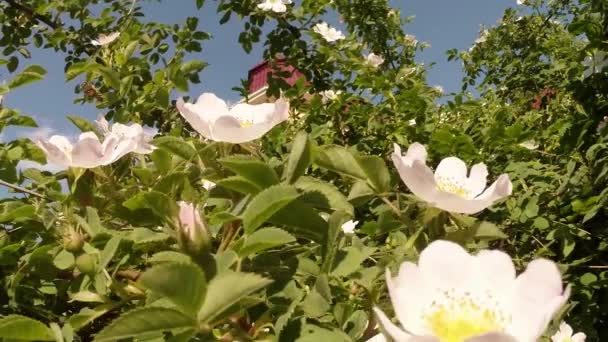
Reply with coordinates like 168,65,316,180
8,65,47,90
66,62,93,81
68,305,115,332
153,136,197,160
216,176,262,195
295,176,354,215
239,228,296,257
474,221,507,240
283,131,314,183
322,211,350,273
99,235,121,270
95,65,121,90
220,155,280,190
315,145,366,180
354,155,391,193
123,191,178,218
241,185,300,234
298,325,351,342
269,200,328,243
94,308,196,341
331,246,375,278
347,181,375,207
140,262,207,316
148,251,192,264
0,315,54,341
67,116,98,133
180,60,207,74
198,271,272,324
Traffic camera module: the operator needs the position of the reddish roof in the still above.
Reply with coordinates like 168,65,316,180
248,59,306,94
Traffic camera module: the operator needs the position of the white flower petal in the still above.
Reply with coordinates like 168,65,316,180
70,133,108,168
366,333,387,342
464,333,517,342
373,307,412,342
176,97,214,139
475,249,516,293
434,157,469,189
466,163,489,197
572,332,587,342
36,137,71,167
386,263,429,335
392,144,438,205
509,259,567,341
418,240,475,289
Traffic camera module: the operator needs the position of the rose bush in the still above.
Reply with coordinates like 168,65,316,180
0,0,605,341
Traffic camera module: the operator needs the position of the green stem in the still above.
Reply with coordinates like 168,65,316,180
0,179,47,199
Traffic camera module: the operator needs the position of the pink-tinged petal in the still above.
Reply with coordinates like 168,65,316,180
210,116,279,143
386,263,430,335
36,138,71,167
392,144,438,205
104,134,135,164
464,333,517,342
429,192,488,214
373,307,412,342
475,249,516,292
402,143,427,165
405,337,438,342
48,135,73,153
466,163,489,197
177,201,202,238
475,174,513,202
176,97,214,139
434,157,469,186
192,93,231,118
509,259,567,341
418,240,475,290
430,173,512,214
71,133,107,168
229,98,289,125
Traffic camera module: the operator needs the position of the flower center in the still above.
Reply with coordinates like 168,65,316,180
424,290,509,342
435,176,471,198
239,119,254,127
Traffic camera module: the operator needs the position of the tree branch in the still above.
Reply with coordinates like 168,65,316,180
3,0,60,29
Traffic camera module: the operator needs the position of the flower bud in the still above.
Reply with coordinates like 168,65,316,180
176,201,211,258
75,253,98,276
63,230,85,253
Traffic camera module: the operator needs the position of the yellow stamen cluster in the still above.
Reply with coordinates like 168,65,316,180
424,290,509,342
435,176,472,199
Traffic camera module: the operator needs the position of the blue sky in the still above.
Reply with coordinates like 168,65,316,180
2,0,517,159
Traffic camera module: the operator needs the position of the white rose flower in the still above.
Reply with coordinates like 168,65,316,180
313,22,345,42
374,240,569,342
582,51,608,79
551,322,586,342
257,0,292,13
176,93,289,144
366,53,385,67
391,143,513,214
36,132,131,168
95,116,155,154
91,32,120,46
320,90,342,103
341,220,358,234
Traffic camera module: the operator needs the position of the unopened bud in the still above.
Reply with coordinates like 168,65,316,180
75,253,98,276
176,201,211,258
63,229,85,253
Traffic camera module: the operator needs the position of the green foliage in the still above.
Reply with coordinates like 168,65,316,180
0,0,605,340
